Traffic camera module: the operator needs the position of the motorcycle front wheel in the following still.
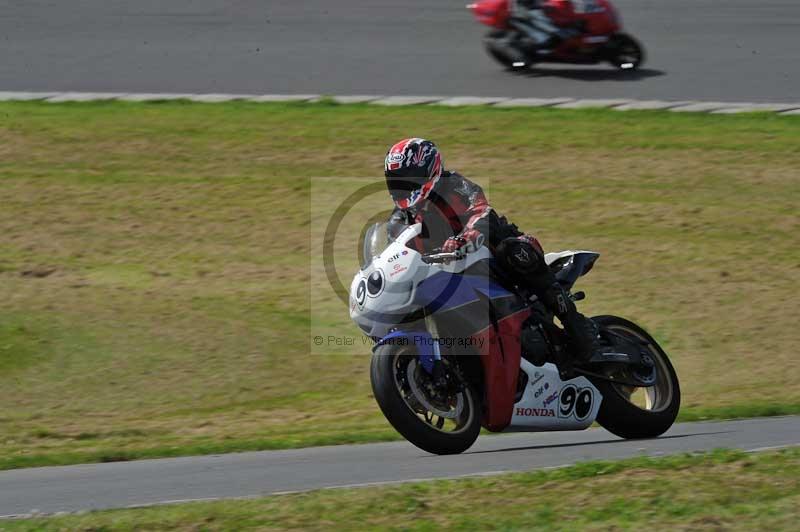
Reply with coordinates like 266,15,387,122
370,344,482,455
590,315,680,439
483,30,531,70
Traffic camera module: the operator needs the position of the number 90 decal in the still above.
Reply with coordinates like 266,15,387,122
558,384,594,421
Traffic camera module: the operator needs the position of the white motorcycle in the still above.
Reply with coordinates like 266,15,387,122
350,223,680,455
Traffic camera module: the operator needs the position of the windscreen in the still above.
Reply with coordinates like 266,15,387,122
361,222,392,270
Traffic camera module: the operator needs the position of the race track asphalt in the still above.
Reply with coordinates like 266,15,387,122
1,0,798,102
1,416,798,517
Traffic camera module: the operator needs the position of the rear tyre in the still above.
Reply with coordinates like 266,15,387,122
606,33,645,70
370,344,481,455
590,315,680,439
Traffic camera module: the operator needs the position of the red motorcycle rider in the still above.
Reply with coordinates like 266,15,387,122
470,0,644,70
512,0,578,50
384,138,600,362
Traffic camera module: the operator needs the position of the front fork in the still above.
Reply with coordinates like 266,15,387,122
372,329,439,374
425,314,452,384
372,314,444,379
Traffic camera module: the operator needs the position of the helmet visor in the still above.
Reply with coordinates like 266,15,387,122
385,173,428,202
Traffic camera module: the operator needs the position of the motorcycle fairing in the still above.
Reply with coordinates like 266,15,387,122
469,307,531,431
545,250,600,290
414,269,523,324
370,266,532,418
506,359,602,431
351,223,505,339
545,0,620,36
468,0,511,30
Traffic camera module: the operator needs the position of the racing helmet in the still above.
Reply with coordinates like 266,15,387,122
384,138,444,209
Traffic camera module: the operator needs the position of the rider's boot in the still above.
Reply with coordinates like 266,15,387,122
536,281,600,363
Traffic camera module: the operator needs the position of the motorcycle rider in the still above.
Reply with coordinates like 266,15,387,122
384,137,600,363
511,0,578,51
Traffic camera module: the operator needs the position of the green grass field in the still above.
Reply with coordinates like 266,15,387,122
1,100,799,469
6,448,799,530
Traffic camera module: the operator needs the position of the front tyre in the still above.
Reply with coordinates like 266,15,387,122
590,315,680,439
606,33,645,70
484,30,530,70
370,344,481,455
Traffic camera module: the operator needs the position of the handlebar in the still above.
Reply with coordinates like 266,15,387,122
421,251,465,264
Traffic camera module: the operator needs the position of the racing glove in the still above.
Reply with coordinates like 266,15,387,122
442,229,485,254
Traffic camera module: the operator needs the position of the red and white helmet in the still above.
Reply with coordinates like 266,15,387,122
384,138,444,209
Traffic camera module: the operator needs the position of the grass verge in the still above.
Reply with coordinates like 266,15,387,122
5,448,800,530
1,100,799,470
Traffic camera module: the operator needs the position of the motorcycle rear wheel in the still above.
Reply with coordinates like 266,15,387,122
370,344,482,455
606,33,645,70
590,315,680,439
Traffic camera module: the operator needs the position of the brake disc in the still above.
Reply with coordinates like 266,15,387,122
406,359,464,419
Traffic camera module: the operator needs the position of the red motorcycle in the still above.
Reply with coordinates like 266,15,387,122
468,0,645,71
